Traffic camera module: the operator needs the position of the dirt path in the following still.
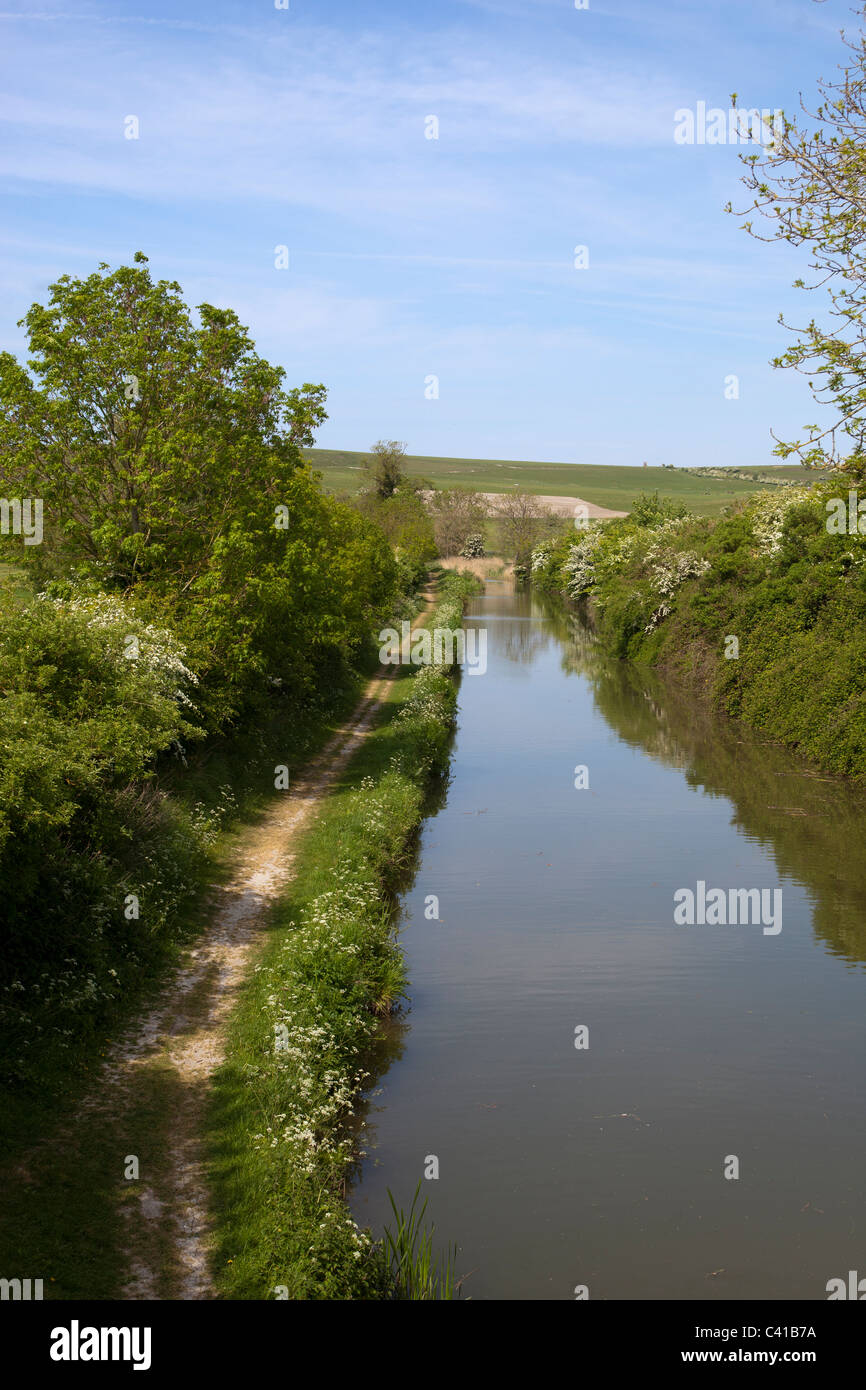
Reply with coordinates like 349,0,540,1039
78,590,439,1301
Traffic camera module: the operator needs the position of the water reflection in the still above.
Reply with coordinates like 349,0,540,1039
561,609,866,967
350,578,866,1300
465,588,554,669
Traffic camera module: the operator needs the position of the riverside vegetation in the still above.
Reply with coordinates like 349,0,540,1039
530,482,866,779
0,255,396,1100
532,8,866,784
207,573,477,1299
0,253,475,1298
7,1,866,1287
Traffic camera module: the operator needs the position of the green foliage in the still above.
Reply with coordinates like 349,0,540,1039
0,256,474,1299
177,471,396,729
0,255,403,1079
0,587,208,1076
531,483,866,777
0,254,306,591
0,255,396,732
380,1183,460,1300
492,487,556,566
628,490,690,527
731,6,866,476
207,572,479,1299
427,486,486,557
0,686,362,1294
0,591,197,846
356,484,437,589
361,439,407,499
460,533,485,558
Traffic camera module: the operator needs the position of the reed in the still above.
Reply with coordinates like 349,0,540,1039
382,1182,461,1300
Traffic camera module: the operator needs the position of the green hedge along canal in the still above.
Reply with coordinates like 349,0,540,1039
350,581,866,1300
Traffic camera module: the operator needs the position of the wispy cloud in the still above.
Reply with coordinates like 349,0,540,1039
0,0,847,465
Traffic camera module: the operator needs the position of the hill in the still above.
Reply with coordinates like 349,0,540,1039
305,449,817,518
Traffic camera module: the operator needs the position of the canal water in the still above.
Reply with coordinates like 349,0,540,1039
349,581,866,1300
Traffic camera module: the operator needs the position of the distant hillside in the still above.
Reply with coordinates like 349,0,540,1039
304,448,818,518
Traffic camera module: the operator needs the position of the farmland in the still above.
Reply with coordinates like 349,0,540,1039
306,448,817,518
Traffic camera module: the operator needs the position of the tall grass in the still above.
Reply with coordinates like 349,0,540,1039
382,1183,461,1300
207,571,481,1298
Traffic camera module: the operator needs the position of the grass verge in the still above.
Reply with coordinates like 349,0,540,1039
206,570,480,1299
0,638,396,1298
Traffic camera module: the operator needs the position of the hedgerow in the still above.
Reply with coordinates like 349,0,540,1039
207,571,479,1299
531,484,866,777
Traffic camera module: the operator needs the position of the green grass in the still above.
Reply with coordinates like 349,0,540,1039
206,572,479,1299
306,447,817,518
382,1182,461,1300
0,679,369,1299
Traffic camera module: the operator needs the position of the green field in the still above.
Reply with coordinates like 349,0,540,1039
305,449,818,518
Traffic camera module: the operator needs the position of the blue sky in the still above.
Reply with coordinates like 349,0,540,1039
0,0,851,467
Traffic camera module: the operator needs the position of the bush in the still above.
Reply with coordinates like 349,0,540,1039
0,590,206,1076
459,533,485,558
529,482,866,777
208,569,481,1299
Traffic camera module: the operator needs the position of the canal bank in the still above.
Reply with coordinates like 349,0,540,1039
350,579,866,1300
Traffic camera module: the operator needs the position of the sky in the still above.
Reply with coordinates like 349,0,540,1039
0,0,854,468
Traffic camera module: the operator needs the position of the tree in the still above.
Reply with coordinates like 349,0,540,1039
0,255,397,730
492,489,555,565
286,383,328,449
186,467,396,726
729,5,866,476
363,439,407,499
356,484,436,587
629,491,689,527
428,487,487,556
0,253,327,589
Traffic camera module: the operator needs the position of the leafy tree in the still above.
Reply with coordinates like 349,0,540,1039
286,383,328,448
184,468,396,727
405,474,435,494
0,259,406,1063
0,586,203,967
729,5,866,476
460,534,485,558
356,484,436,587
363,439,407,499
493,488,555,565
0,255,397,729
0,253,325,590
629,491,689,527
0,590,198,854
428,487,487,556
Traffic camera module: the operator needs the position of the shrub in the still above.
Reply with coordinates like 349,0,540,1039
459,533,485,558
0,589,206,1077
529,482,866,776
